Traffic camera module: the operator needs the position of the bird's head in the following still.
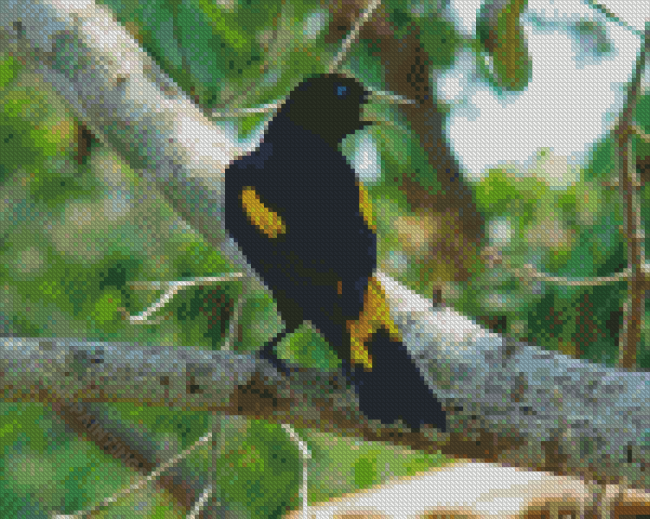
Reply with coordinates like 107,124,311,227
280,74,370,147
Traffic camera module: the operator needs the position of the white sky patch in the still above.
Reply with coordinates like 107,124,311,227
450,0,649,36
303,11,328,40
448,0,484,36
442,0,643,182
351,132,382,184
586,0,649,32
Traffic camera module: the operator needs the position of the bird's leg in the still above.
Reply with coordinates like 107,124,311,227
258,330,297,377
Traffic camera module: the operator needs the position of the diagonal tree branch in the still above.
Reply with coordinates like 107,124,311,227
1,273,650,492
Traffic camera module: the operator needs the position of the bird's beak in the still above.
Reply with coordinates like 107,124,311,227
365,90,417,106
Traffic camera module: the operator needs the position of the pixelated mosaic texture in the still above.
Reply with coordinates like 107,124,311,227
0,0,649,516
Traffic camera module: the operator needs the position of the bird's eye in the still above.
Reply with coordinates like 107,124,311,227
336,85,349,98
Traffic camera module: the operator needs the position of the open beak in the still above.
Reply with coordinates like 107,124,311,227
365,90,417,106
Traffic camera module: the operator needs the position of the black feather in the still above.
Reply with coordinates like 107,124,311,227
224,74,446,432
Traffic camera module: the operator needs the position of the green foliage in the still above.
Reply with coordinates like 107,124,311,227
463,150,627,361
216,420,301,517
0,78,76,173
236,111,269,140
635,92,650,168
371,120,440,211
109,404,210,450
278,324,341,370
353,454,378,488
302,430,448,504
0,55,22,90
475,169,526,214
476,0,532,92
475,165,546,226
0,404,136,517
98,0,326,110
386,0,459,70
524,280,626,363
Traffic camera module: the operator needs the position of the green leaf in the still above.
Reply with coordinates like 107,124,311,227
353,455,378,489
0,55,22,90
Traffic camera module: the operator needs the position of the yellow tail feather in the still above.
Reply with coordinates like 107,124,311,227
347,276,401,370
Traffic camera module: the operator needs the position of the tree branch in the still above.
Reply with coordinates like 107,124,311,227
1,272,649,492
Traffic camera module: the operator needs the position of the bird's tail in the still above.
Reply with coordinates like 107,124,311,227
352,327,447,433
346,276,401,371
346,277,446,433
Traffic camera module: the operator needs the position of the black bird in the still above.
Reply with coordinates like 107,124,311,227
224,73,446,433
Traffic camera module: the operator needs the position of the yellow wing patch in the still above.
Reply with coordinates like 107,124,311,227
347,276,401,370
357,181,376,232
240,186,286,239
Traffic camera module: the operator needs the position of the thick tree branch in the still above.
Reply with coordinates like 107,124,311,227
1,273,649,492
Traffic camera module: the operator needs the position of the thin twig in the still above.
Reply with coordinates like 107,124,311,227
188,483,214,519
208,2,287,119
122,274,243,324
583,0,646,37
329,0,383,73
617,22,649,368
223,275,251,351
52,431,214,518
210,103,280,118
281,423,312,518
511,263,646,287
632,124,650,143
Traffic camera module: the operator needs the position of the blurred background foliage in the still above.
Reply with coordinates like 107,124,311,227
0,0,648,516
